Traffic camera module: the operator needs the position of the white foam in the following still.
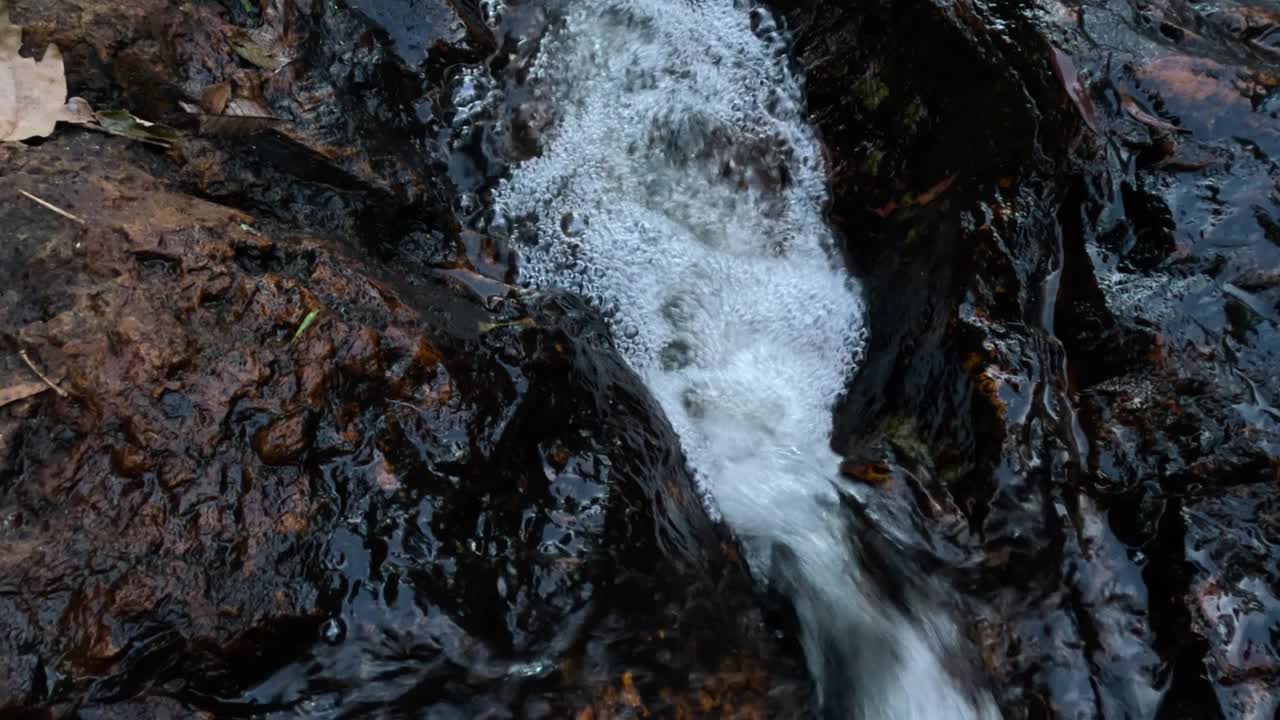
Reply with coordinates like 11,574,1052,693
491,1,999,717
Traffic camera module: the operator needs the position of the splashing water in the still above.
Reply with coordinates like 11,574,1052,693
491,0,999,717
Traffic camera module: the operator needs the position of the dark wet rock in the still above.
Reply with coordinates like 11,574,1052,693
1184,484,1280,718
777,0,1137,714
9,0,491,264
0,84,808,720
779,0,1279,716
253,410,314,465
5,0,1279,716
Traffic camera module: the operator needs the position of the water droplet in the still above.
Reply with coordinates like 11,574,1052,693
320,617,346,645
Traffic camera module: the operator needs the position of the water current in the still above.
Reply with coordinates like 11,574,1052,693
475,1,1001,716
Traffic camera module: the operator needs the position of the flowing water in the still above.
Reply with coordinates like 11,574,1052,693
479,0,1001,717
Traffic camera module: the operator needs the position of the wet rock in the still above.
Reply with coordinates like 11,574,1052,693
253,410,314,465
780,0,1278,715
9,0,487,265
1184,484,1280,718
0,128,810,717
6,0,1276,715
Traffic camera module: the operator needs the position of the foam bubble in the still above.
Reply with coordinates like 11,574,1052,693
492,1,998,717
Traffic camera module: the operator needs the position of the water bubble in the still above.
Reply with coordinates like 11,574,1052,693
488,1,992,716
560,212,589,237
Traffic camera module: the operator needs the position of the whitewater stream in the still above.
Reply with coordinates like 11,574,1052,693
472,0,1002,716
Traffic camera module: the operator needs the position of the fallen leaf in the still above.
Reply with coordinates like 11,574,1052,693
917,173,958,206
225,96,274,118
1119,92,1184,134
0,9,87,141
0,380,48,408
94,109,181,146
292,308,321,342
201,83,232,114
2,12,175,146
184,82,279,137
1049,46,1099,133
61,96,95,124
192,114,281,137
227,28,294,72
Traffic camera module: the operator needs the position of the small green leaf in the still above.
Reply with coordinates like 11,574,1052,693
292,308,321,343
95,110,180,147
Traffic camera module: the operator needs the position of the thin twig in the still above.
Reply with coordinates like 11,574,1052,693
18,350,69,398
19,190,85,225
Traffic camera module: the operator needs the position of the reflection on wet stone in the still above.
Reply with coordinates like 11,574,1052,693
2,0,1279,717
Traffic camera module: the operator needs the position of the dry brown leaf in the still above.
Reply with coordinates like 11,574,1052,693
200,82,232,115
225,96,274,118
917,173,958,206
1049,46,1099,134
1119,92,1184,134
0,9,86,141
0,379,48,408
226,28,295,72
1,11,175,146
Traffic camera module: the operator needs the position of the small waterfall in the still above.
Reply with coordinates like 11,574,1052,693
486,0,1000,716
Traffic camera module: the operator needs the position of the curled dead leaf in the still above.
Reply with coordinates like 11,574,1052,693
201,83,232,114
1118,92,1184,134
184,81,280,137
1,12,174,145
1,9,76,141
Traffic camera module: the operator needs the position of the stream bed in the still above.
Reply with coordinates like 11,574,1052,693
1,0,1278,717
